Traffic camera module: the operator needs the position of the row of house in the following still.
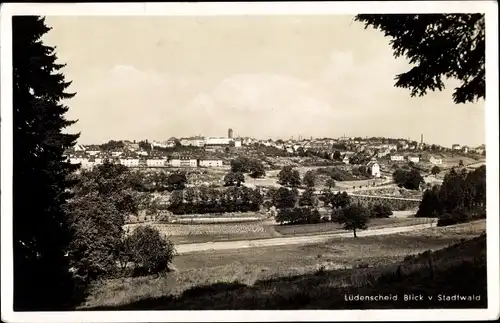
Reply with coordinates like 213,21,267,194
389,155,443,164
68,156,224,169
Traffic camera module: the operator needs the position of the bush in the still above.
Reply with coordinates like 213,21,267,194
275,207,321,225
124,225,177,276
370,203,393,218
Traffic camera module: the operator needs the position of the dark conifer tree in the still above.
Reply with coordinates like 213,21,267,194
13,16,80,310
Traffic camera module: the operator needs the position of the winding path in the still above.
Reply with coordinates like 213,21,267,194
176,222,435,254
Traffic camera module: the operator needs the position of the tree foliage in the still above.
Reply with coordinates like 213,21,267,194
278,166,301,187
273,187,299,209
13,16,81,310
298,188,318,207
431,165,441,176
302,170,317,188
231,156,266,178
275,207,322,225
331,204,370,238
224,171,245,187
167,186,263,215
392,168,424,190
416,166,486,225
124,226,176,276
355,14,485,104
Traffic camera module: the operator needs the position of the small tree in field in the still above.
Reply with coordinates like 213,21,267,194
332,204,370,238
325,177,336,191
126,225,177,276
303,170,317,188
431,165,441,176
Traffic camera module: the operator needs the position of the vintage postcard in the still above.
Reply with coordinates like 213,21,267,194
1,2,498,322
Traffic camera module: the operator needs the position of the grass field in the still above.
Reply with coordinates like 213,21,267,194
125,216,430,245
82,220,485,309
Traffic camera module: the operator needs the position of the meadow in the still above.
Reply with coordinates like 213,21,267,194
124,216,431,245
82,220,485,310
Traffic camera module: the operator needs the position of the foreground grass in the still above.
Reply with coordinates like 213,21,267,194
82,220,485,309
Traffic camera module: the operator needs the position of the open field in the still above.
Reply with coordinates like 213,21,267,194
124,215,429,245
82,220,485,310
352,187,423,199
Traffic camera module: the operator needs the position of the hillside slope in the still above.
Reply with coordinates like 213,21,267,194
87,234,487,310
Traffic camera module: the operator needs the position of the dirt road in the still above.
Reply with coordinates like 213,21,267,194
176,222,435,254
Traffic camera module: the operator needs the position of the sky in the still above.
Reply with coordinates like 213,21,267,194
42,15,485,148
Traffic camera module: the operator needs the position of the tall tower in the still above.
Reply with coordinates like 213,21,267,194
228,128,233,139
421,133,423,144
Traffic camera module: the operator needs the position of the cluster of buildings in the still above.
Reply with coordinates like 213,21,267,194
152,129,242,150
67,154,224,170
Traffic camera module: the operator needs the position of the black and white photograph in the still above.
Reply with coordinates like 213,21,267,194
1,2,498,322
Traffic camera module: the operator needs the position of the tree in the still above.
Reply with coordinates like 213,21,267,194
167,172,187,191
331,204,370,238
67,196,124,282
431,165,441,176
303,170,317,188
13,16,81,310
249,160,266,178
125,225,177,276
416,185,443,217
299,188,317,207
273,187,299,209
224,172,245,187
370,203,393,218
332,192,352,209
355,14,485,104
459,159,464,167
325,177,336,191
277,166,301,187
392,168,424,190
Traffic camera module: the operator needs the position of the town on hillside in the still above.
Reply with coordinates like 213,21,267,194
65,128,486,172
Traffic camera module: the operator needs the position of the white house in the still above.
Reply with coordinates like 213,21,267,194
233,139,242,148
408,156,420,163
111,151,123,157
169,157,198,168
146,158,167,167
87,150,100,156
342,156,350,164
198,159,223,167
367,162,381,178
377,149,391,158
429,156,443,165
391,155,405,162
205,137,231,146
452,144,462,150
120,158,140,167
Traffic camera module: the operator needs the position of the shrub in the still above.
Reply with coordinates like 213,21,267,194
125,225,177,276
275,207,321,225
370,203,393,218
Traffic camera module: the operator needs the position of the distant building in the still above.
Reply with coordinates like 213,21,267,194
233,139,242,148
169,157,198,168
198,159,223,167
120,158,140,167
146,158,167,167
408,156,420,163
462,146,469,154
429,156,443,165
228,128,233,139
205,136,231,146
342,156,350,164
391,155,404,162
452,144,462,150
180,137,205,147
367,162,381,178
